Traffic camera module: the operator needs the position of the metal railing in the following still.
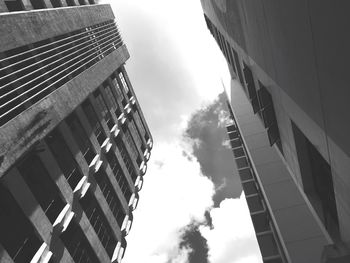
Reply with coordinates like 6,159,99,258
0,20,123,126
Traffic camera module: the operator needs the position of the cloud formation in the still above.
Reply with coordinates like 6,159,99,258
200,196,262,263
122,141,214,263
184,93,242,206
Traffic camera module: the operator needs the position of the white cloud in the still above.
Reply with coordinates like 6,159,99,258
123,141,214,263
199,195,263,263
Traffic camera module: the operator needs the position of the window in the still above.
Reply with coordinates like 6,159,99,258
0,183,42,262
106,151,132,200
46,129,83,189
80,191,117,258
66,0,75,6
232,48,245,85
82,100,107,145
61,220,98,263
4,0,25,11
129,119,145,151
78,0,87,5
243,63,257,100
110,73,127,109
117,139,137,183
124,128,141,165
66,113,96,164
119,72,131,97
93,90,114,130
30,0,46,9
50,0,62,7
292,122,340,240
134,111,146,139
18,154,65,224
95,170,126,226
104,83,122,117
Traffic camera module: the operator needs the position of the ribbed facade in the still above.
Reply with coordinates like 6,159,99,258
0,1,152,262
201,1,350,262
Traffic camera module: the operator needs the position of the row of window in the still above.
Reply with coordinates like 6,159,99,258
0,20,122,127
204,14,283,153
3,0,96,12
226,122,287,263
0,69,150,261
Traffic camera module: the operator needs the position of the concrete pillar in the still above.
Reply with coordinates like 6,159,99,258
22,0,34,10
0,243,14,263
0,1,8,12
43,0,53,8
3,168,52,243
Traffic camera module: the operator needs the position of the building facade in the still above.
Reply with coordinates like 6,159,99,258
201,1,350,262
0,1,152,262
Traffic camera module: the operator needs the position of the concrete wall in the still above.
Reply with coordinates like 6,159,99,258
0,4,114,52
201,0,350,244
0,45,130,177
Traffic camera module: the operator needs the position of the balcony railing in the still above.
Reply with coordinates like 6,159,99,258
0,19,123,127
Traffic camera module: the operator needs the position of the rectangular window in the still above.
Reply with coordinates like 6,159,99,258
134,111,146,139
66,0,75,6
117,139,137,183
243,63,257,100
110,73,127,109
80,191,117,258
119,71,129,94
30,0,46,9
66,113,96,165
292,121,340,240
61,220,99,263
104,83,122,117
95,169,126,226
0,183,42,262
232,48,245,85
46,129,83,189
18,154,65,224
50,0,62,7
82,100,107,145
106,151,132,201
124,128,141,165
130,119,145,151
4,0,25,11
93,90,115,130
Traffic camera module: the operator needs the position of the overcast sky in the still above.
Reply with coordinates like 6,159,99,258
105,0,262,262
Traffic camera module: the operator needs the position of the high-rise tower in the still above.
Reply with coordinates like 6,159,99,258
0,1,152,262
201,1,350,262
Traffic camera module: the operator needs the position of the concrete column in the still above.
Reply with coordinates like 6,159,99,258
22,0,34,10
43,0,53,8
89,93,113,138
91,178,123,240
103,161,130,214
58,121,90,177
0,1,8,12
77,211,111,262
100,83,119,124
3,168,52,243
0,243,14,263
75,105,102,156
38,141,74,203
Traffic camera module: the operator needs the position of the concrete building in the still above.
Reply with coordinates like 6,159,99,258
0,1,152,262
200,1,350,262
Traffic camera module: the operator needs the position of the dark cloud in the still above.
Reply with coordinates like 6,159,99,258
178,223,210,263
204,210,214,230
184,92,242,206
